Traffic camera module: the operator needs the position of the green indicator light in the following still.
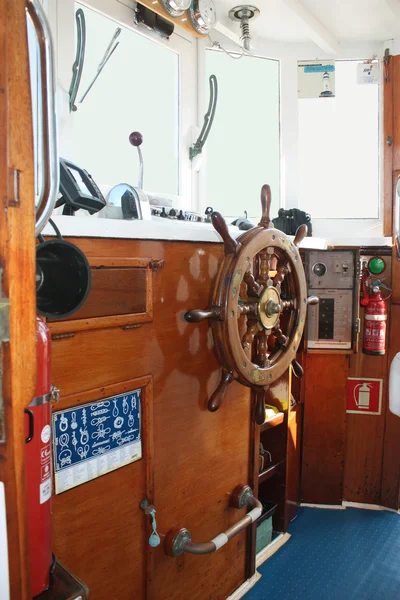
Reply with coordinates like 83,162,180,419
368,257,385,275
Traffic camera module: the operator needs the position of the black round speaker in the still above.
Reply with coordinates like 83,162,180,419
36,237,91,319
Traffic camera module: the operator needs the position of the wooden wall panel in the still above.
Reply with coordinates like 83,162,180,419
0,1,36,599
343,255,391,504
384,54,393,237
301,354,348,505
51,238,252,600
381,250,400,509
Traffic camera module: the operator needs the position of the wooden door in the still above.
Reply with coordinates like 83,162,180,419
0,1,37,598
301,354,348,504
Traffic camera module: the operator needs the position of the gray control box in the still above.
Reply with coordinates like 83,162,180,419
308,250,355,290
306,250,359,351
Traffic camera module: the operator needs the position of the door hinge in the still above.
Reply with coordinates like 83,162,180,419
0,269,10,443
7,168,21,207
384,48,391,82
149,259,165,271
355,317,361,335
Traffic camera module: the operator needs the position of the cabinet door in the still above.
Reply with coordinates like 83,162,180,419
302,354,348,504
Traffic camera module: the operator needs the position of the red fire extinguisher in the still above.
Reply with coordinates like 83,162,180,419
361,265,391,356
24,317,56,597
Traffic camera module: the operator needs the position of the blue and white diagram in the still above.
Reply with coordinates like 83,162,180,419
53,389,142,494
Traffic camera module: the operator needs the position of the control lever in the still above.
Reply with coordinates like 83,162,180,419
129,131,144,190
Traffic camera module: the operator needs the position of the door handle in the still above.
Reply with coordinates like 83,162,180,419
26,0,59,236
164,485,262,557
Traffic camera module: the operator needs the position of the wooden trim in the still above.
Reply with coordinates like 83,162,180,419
138,0,206,39
0,1,37,598
48,310,152,335
88,256,152,268
383,56,394,237
48,259,156,334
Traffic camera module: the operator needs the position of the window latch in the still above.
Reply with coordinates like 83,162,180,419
190,74,218,161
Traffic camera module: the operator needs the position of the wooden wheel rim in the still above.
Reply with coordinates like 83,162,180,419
211,226,307,387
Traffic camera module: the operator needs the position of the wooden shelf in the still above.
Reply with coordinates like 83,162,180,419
260,412,285,432
259,459,286,484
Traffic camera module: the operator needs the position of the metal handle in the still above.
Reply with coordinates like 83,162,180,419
26,0,59,237
164,485,262,557
24,409,34,443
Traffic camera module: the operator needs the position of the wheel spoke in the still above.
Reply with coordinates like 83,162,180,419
281,298,296,310
257,249,273,286
244,271,262,297
242,321,259,357
272,326,287,349
238,301,258,317
255,329,271,367
273,262,289,287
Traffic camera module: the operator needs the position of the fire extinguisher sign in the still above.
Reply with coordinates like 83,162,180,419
347,378,383,415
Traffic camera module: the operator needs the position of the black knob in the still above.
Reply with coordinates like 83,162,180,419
177,210,184,220
129,131,143,147
169,208,176,218
160,208,167,218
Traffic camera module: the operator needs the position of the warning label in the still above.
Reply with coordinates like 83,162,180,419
40,442,51,504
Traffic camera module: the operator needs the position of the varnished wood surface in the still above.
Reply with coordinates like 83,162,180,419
48,256,156,334
383,54,393,237
53,376,153,600
285,400,301,529
138,0,206,39
302,354,348,504
51,238,252,600
0,2,36,599
343,255,391,504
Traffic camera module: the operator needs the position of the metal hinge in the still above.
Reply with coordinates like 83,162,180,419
384,48,391,82
149,259,165,272
7,168,21,207
355,317,361,335
0,269,10,443
51,332,75,340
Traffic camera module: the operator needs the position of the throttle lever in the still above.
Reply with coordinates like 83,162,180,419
129,131,144,190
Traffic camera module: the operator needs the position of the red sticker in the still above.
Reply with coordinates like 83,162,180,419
347,378,382,415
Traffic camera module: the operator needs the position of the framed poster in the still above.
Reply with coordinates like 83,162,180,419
53,389,142,494
298,60,336,98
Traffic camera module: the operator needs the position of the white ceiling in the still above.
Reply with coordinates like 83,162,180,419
215,0,400,45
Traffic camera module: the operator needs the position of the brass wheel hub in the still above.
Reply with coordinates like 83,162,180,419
258,286,282,330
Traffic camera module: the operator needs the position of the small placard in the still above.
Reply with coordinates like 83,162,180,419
53,389,142,494
357,62,379,84
298,61,336,98
347,378,382,415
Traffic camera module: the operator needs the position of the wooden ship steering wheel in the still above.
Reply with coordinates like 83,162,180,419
185,185,318,425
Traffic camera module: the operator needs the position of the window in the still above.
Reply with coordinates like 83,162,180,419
298,60,380,220
202,49,281,219
55,0,195,205
67,3,179,194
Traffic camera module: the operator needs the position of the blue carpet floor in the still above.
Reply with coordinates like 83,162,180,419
244,507,400,600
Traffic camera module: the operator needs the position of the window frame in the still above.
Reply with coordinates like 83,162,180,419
297,57,384,238
196,37,283,219
53,0,197,208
